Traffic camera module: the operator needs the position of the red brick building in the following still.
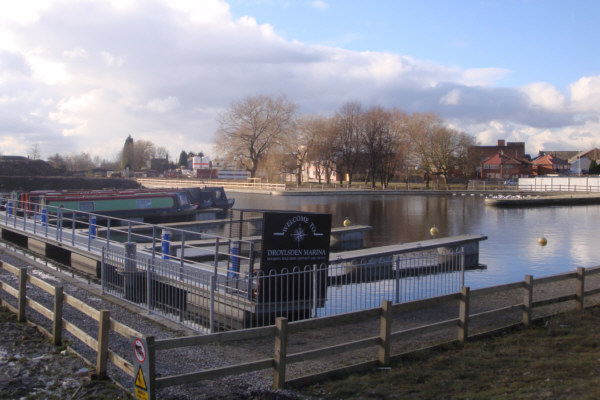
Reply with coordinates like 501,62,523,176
531,154,570,176
469,139,528,178
480,152,532,180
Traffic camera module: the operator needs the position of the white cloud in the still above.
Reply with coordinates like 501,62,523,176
63,48,88,59
163,0,232,24
0,1,52,25
147,96,180,113
570,75,600,112
0,0,599,161
460,68,510,87
27,54,68,85
520,82,566,111
308,1,329,10
100,51,124,67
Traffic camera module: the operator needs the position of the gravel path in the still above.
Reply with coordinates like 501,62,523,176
0,245,299,399
1,242,597,399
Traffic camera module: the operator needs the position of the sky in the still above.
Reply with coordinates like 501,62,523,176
1,0,599,163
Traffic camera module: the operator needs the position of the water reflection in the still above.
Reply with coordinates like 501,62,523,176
234,192,600,289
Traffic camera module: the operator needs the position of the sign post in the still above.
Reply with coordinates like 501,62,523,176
131,336,155,400
260,211,331,306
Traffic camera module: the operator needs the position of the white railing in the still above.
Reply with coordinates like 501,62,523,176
519,177,600,192
137,178,286,191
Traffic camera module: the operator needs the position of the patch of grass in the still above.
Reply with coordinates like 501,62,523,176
298,307,600,399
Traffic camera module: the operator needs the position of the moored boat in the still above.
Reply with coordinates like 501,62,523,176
185,187,235,210
27,189,198,222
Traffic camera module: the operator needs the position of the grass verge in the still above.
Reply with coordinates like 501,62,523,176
297,307,600,399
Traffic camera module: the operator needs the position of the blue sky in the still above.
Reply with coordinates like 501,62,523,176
0,0,599,160
228,0,598,90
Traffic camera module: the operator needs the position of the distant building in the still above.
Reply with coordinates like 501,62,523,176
468,139,528,178
150,158,169,172
531,154,570,176
191,156,211,170
568,149,600,175
537,150,580,161
480,152,532,180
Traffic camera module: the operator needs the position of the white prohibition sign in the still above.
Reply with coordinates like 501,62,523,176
133,338,146,363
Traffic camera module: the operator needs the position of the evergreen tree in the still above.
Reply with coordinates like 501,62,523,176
589,159,599,174
121,135,134,170
178,150,188,168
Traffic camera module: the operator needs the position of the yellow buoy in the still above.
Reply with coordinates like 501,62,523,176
538,237,548,246
429,225,439,237
343,217,351,227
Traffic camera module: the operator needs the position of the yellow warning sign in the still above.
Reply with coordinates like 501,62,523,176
135,366,147,390
135,387,149,400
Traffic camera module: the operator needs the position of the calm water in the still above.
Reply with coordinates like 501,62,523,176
233,192,600,289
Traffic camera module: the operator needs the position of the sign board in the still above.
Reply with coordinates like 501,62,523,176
259,211,331,304
261,211,332,271
131,337,153,400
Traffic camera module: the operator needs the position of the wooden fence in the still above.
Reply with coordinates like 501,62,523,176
0,260,141,379
2,258,600,400
130,265,599,400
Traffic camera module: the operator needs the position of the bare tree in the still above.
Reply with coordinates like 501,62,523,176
307,116,338,184
215,95,297,178
281,115,337,185
362,107,389,188
334,102,364,187
407,113,475,188
47,153,67,173
377,108,409,188
64,152,96,172
132,139,156,170
28,143,41,160
155,146,169,159
406,112,442,188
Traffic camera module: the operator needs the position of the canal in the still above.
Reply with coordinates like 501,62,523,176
233,192,600,289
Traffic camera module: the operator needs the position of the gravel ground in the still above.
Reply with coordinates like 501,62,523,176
0,245,303,399
1,242,597,399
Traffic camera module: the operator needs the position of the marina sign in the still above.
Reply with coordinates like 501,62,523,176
261,211,332,271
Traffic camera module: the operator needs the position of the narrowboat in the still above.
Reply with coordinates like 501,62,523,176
14,186,234,222
22,189,198,222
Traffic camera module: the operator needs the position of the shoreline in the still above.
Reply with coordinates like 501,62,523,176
484,192,600,207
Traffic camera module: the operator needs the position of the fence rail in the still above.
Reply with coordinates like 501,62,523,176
2,254,600,399
0,260,137,379
133,265,600,399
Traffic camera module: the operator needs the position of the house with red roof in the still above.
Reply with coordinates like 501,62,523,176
480,152,532,180
531,154,570,176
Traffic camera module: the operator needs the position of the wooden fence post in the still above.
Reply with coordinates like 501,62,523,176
17,267,27,322
576,267,585,312
458,286,470,344
273,317,288,390
53,286,63,346
379,300,392,366
146,336,156,400
523,275,533,327
96,310,110,378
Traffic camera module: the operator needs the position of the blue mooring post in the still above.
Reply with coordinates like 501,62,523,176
89,215,97,239
228,243,240,279
41,207,48,227
161,230,171,260
7,200,12,216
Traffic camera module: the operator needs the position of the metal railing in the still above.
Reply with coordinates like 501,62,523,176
1,196,465,333
102,244,465,332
